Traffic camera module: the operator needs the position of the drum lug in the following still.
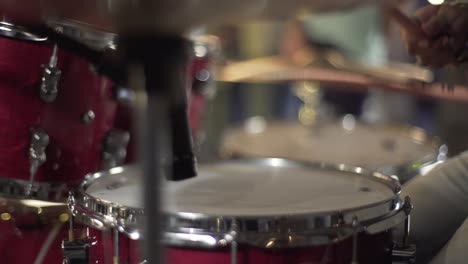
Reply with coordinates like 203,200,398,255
351,217,360,264
62,238,90,264
228,219,239,264
40,45,61,103
28,128,49,195
81,110,96,124
392,244,416,264
101,129,130,169
392,196,416,263
402,196,413,246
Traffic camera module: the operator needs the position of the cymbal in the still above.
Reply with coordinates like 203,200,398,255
1,0,395,33
218,52,433,83
217,55,468,102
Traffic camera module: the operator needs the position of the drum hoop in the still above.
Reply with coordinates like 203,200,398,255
71,159,402,246
46,19,116,50
0,21,48,42
0,176,80,202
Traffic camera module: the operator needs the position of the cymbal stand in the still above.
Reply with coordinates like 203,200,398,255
119,34,196,264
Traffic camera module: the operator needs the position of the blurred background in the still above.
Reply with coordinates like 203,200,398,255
193,0,468,163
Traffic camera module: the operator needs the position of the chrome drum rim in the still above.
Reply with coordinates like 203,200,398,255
70,159,405,247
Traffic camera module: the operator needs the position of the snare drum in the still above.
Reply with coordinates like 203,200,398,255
69,159,409,264
222,118,447,182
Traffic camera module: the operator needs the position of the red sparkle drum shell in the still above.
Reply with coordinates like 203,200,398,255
0,36,117,200
166,231,393,264
87,227,143,264
83,228,392,264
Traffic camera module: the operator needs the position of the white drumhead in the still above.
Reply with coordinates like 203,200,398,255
222,121,436,168
85,162,395,217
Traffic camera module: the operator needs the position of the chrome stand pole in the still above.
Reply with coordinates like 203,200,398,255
123,35,195,264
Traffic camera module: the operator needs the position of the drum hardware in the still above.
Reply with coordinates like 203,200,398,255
392,196,416,264
39,45,61,103
101,129,130,169
0,20,47,42
28,128,49,196
351,217,360,264
113,228,120,264
81,110,96,124
62,238,90,264
229,219,239,264
47,19,117,51
63,199,89,264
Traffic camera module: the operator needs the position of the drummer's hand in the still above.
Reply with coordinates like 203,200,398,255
402,4,468,68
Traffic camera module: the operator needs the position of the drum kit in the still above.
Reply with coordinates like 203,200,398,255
0,1,460,264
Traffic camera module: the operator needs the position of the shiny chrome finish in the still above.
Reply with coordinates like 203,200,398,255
101,129,130,169
230,220,238,264
48,19,117,50
28,128,49,195
70,159,404,249
392,196,415,264
0,21,47,42
62,238,90,264
113,228,120,264
40,45,61,103
81,110,96,124
351,217,359,264
402,196,413,246
392,244,416,264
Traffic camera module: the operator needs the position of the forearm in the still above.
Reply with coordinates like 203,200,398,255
402,151,468,263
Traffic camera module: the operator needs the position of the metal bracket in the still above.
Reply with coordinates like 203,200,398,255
39,45,61,103
28,128,49,195
101,129,130,169
62,238,90,264
392,243,416,264
392,196,416,264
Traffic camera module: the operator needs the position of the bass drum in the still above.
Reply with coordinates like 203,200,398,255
221,117,447,183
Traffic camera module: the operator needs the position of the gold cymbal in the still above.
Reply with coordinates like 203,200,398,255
217,52,433,84
217,55,468,102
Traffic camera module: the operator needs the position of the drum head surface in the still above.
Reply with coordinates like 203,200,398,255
222,121,437,168
85,161,396,217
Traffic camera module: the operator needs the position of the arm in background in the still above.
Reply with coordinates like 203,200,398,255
402,151,468,263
